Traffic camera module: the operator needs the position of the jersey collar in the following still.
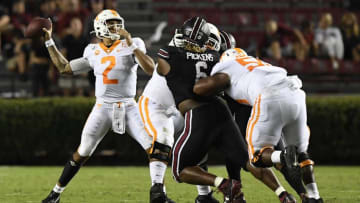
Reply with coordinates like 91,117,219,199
99,40,121,53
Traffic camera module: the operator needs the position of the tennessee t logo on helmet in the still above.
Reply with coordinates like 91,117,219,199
220,48,248,62
93,9,124,40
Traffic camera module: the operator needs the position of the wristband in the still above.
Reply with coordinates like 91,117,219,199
45,38,55,48
128,43,138,52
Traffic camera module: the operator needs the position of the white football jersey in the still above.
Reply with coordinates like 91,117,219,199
211,56,287,106
75,38,146,102
142,66,175,108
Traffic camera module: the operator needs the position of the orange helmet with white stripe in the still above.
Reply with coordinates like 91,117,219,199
93,9,124,40
220,48,248,62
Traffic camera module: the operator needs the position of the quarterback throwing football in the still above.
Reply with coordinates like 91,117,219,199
41,9,174,203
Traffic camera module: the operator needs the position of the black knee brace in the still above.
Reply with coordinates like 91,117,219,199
298,152,314,168
149,141,171,162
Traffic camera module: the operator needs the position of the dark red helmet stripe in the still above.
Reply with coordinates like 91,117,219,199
220,30,231,50
190,17,204,41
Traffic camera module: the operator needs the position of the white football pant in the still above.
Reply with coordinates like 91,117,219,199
77,99,152,157
138,96,180,148
246,87,310,160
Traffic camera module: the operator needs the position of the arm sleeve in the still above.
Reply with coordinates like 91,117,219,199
69,44,94,75
133,38,148,65
157,46,170,61
133,38,146,53
210,61,231,76
69,57,92,75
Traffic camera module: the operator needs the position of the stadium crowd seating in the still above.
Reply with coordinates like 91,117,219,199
0,0,359,98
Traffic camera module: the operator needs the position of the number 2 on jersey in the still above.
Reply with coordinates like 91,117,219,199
236,56,269,72
101,56,118,84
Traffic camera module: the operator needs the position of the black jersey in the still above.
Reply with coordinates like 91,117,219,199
157,46,220,107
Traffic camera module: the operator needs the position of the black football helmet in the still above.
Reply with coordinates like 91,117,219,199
179,17,210,48
219,30,236,54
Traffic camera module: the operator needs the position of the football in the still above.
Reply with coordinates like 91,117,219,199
24,17,51,38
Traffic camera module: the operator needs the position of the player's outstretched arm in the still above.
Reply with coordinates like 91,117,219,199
119,28,155,75
42,20,73,75
193,73,230,96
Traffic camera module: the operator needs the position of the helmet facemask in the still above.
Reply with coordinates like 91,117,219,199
93,9,125,41
105,19,124,40
205,23,221,52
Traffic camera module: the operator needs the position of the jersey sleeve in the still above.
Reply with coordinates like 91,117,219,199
133,37,146,53
69,57,92,75
83,44,93,58
69,44,94,74
157,46,171,61
210,60,233,76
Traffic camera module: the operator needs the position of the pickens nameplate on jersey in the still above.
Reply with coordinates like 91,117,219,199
157,46,220,107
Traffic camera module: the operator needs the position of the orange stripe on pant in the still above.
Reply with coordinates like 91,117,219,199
138,96,153,138
144,97,158,153
247,95,262,157
246,98,258,159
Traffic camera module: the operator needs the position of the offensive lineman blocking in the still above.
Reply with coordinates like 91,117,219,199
194,48,323,203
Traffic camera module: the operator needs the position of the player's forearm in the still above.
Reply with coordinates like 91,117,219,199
134,49,155,75
194,74,230,96
193,78,219,96
46,43,72,75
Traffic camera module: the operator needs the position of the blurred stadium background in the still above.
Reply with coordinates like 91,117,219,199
0,0,359,167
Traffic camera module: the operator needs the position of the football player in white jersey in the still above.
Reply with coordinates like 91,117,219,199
41,10,174,203
194,48,323,203
193,27,297,203
138,42,183,203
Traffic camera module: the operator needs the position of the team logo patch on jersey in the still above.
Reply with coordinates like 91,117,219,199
158,49,169,58
95,50,100,55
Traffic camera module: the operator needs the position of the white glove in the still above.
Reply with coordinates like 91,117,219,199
173,29,185,47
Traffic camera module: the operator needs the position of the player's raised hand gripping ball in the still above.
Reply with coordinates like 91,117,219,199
24,17,51,38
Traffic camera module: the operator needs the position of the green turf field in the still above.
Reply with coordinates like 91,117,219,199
0,166,359,203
